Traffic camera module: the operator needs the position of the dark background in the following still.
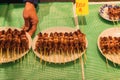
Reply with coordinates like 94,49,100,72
40,0,120,2
0,0,120,3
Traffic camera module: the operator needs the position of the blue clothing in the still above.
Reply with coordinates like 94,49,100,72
0,0,38,5
24,0,38,6
24,0,38,5
0,0,38,7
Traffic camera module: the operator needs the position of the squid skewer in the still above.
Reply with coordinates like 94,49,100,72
53,32,59,63
13,29,21,62
0,30,5,62
100,36,120,66
115,37,120,62
78,33,87,63
109,36,120,66
59,32,65,63
20,30,29,64
43,33,48,66
0,31,2,62
48,32,54,64
108,36,117,66
0,48,2,63
5,29,13,61
64,32,70,62
100,37,112,65
11,29,20,62
36,32,44,63
74,31,80,56
73,31,78,64
69,32,74,61
58,33,63,63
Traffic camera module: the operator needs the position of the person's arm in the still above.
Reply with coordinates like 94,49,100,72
22,0,39,36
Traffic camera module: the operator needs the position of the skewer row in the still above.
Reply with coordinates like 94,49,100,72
0,28,29,62
35,29,86,56
100,36,120,54
108,6,120,20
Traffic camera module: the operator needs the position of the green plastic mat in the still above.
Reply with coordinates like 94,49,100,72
0,2,120,80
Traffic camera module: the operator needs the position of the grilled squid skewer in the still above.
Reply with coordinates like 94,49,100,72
48,32,54,63
0,28,30,63
53,32,59,63
0,30,6,62
5,29,12,60
20,30,29,63
59,32,65,63
35,29,86,63
100,36,120,65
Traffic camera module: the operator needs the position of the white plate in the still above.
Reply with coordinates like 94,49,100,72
99,4,120,21
32,27,88,63
98,27,120,64
0,27,32,63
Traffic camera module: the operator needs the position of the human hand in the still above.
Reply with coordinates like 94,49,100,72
23,2,38,36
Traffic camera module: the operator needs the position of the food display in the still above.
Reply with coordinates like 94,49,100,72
32,27,87,63
99,4,120,21
108,6,120,20
98,27,120,64
0,27,32,63
99,36,120,54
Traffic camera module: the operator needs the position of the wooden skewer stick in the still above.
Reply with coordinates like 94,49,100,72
105,57,109,68
44,47,47,67
80,56,85,80
117,51,120,66
23,48,26,62
112,17,116,27
39,49,42,64
66,49,69,62
27,49,30,64
13,48,16,63
17,47,20,62
0,48,2,63
114,52,119,66
54,48,57,64
49,50,51,64
22,48,25,68
112,53,116,67
7,48,9,61
83,50,87,64
61,49,65,64
106,53,116,67
60,48,64,64
108,50,116,67
116,21,119,26
70,49,73,61
77,47,80,58
118,52,120,66
34,54,36,66
46,48,49,63
57,47,60,64
112,58,116,67
73,48,76,65
20,48,23,64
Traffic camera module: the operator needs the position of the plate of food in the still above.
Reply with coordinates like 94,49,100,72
98,27,120,64
0,27,32,63
99,4,120,21
32,27,88,63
